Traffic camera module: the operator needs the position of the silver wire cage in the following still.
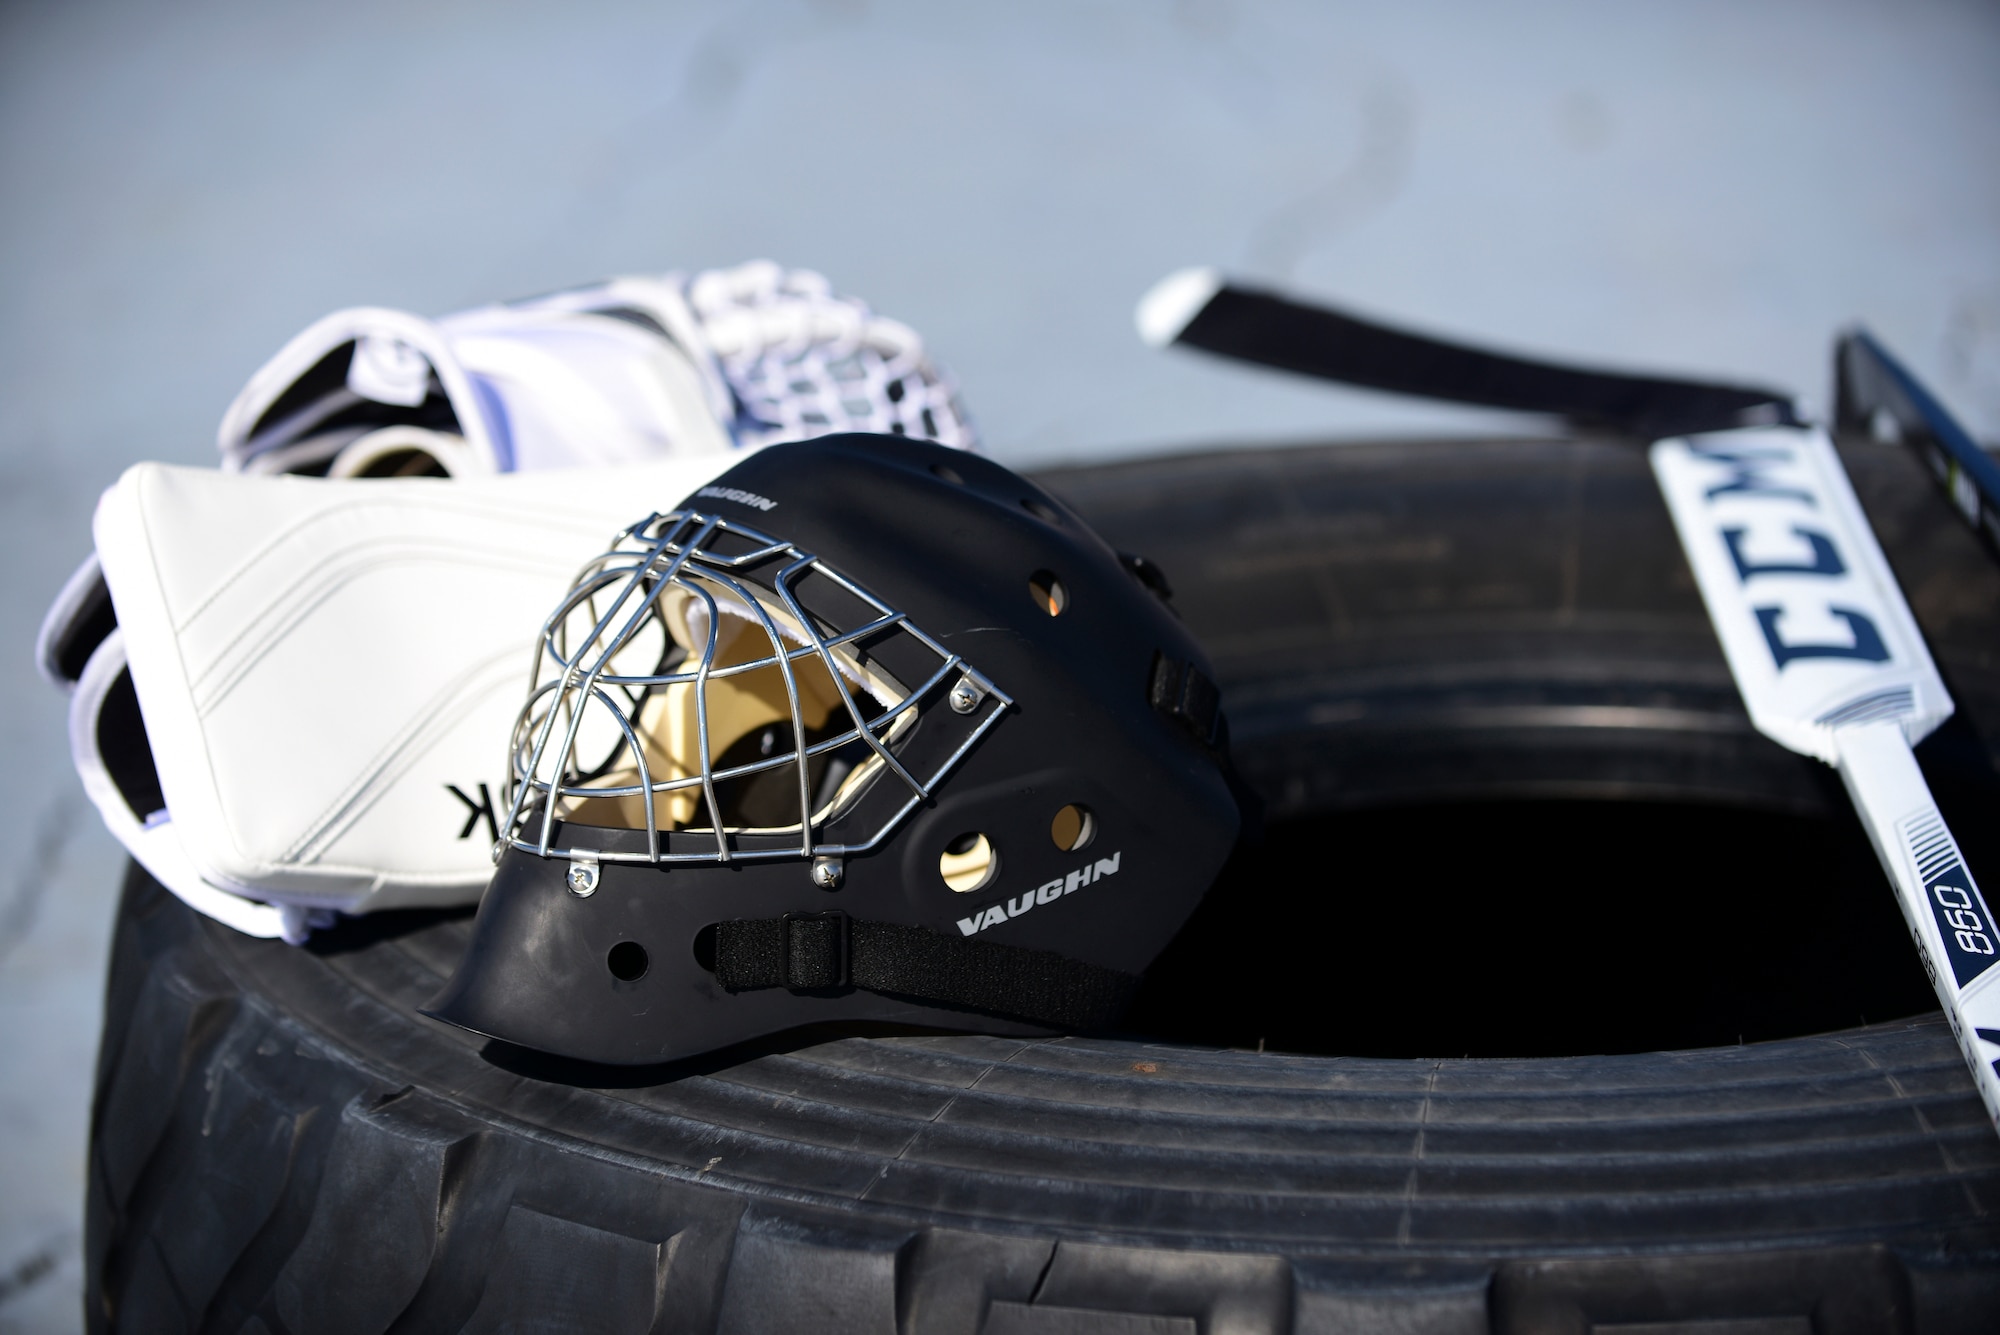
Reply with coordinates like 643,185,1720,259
501,508,1011,867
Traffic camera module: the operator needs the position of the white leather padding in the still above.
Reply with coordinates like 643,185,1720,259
92,457,738,916
443,301,735,470
218,292,736,477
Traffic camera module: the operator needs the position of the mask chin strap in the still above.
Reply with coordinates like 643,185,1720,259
711,912,1139,1031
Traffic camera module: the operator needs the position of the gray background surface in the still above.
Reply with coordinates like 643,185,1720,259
3,2,1998,1328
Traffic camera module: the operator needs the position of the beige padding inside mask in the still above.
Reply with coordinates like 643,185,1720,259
557,583,910,834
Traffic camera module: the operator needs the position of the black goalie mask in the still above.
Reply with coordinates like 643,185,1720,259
425,434,1240,1064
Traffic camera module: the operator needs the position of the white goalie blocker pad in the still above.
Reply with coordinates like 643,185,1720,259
89,457,739,935
44,263,982,941
1653,425,2000,1125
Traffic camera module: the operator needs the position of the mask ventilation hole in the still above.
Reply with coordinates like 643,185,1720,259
607,941,649,981
932,463,965,485
940,833,1000,893
1028,571,1068,617
1022,498,1060,523
1051,804,1096,852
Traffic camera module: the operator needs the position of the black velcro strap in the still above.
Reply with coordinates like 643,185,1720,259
712,913,1139,1031
850,920,1138,1030
713,912,848,990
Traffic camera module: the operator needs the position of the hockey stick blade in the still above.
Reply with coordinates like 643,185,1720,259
1137,268,1800,439
1653,424,2000,1130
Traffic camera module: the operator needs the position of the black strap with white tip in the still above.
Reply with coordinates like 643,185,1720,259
1136,267,1799,439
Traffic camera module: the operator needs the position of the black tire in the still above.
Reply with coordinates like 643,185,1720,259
87,434,2000,1334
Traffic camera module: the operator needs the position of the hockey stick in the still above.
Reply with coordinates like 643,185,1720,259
1139,269,2000,1130
1836,328,2000,565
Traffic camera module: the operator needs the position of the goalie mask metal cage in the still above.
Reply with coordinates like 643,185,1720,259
427,434,1242,1065
499,507,1008,871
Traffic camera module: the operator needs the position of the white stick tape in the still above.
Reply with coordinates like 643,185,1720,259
1836,721,2000,1127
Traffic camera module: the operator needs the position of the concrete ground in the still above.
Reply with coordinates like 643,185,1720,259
3,2,1997,1328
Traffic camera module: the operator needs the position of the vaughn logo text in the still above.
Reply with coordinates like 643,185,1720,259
957,852,1120,935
